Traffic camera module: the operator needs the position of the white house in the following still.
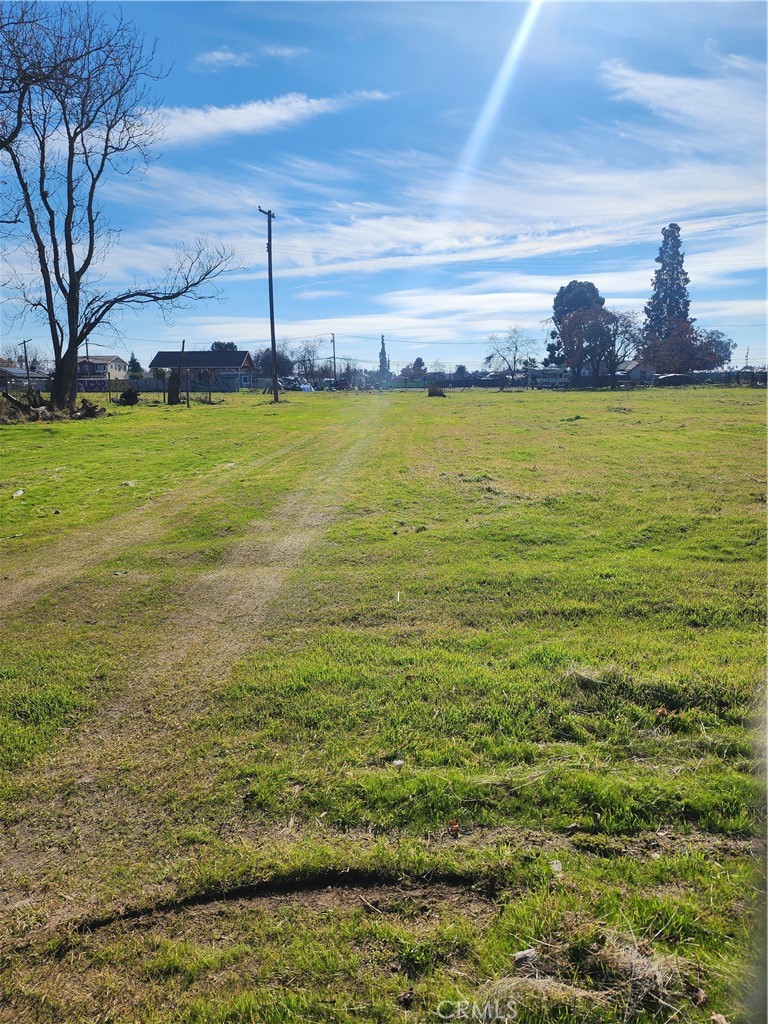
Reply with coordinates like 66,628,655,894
618,359,655,384
77,354,129,379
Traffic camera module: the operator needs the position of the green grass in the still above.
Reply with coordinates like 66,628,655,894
0,387,764,1023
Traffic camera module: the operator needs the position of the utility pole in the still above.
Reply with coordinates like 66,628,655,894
258,206,279,403
332,332,336,382
20,339,31,390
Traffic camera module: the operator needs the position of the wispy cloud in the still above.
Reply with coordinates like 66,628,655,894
261,46,310,59
193,48,254,71
160,91,390,146
600,54,766,150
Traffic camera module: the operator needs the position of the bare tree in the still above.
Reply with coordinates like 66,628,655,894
0,2,77,155
1,3,234,408
602,309,641,386
291,338,323,381
484,327,534,382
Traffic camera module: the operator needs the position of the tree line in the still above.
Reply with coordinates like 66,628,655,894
537,224,734,384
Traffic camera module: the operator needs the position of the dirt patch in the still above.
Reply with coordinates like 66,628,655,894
2,880,494,1024
85,878,497,937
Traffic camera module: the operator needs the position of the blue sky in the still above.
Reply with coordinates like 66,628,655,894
5,1,766,372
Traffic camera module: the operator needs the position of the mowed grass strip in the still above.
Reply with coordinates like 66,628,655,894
0,387,764,1023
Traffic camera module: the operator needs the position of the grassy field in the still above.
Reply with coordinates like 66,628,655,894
0,387,764,1023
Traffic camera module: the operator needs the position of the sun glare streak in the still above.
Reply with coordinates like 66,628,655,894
445,0,543,209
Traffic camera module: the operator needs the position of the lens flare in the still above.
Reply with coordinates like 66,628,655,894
445,0,543,209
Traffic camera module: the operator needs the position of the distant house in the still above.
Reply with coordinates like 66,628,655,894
148,350,255,389
77,354,128,379
618,359,654,384
0,365,50,389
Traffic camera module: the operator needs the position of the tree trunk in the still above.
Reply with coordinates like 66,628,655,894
2,390,32,414
167,368,181,405
49,347,79,410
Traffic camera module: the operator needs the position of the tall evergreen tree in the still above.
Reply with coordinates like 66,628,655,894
378,335,390,376
643,223,693,343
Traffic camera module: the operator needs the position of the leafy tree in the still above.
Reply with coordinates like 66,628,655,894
1,3,233,409
253,345,292,377
638,323,735,374
693,329,735,370
545,281,605,374
554,308,610,385
543,336,565,368
484,327,534,379
211,340,238,352
551,306,640,387
454,363,468,377
127,351,144,373
644,223,693,345
401,356,426,381
554,280,605,327
637,319,697,374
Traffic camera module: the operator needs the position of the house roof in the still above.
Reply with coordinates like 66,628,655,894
618,359,653,372
149,350,254,370
0,366,50,380
77,354,126,364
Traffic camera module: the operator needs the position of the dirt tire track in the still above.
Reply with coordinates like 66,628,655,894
0,434,313,618
0,419,380,940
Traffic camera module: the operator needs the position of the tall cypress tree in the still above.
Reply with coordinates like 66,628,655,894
643,224,693,342
378,335,390,376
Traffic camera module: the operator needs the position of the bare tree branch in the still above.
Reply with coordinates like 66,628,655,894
484,327,534,381
2,2,233,409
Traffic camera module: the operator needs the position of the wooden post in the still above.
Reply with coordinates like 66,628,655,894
107,373,111,403
186,368,190,407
